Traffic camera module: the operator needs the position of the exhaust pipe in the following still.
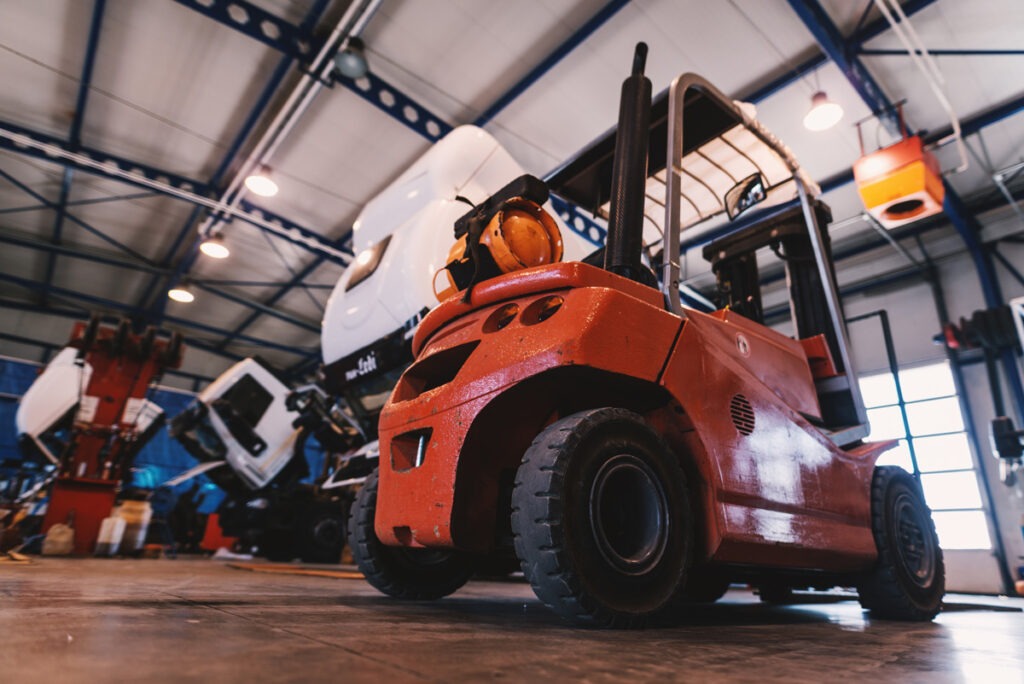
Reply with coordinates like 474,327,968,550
604,42,652,282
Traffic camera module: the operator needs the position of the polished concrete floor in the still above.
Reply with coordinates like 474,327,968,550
1,558,1022,683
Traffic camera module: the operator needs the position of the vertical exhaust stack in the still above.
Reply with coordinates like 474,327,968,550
604,42,652,282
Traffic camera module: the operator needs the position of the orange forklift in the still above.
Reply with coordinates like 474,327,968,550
347,45,944,627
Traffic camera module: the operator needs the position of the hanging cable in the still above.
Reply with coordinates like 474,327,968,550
872,0,968,173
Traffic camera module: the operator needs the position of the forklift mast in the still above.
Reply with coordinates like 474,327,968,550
547,65,870,443
701,201,865,431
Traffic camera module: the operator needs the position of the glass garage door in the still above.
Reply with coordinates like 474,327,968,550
859,360,993,550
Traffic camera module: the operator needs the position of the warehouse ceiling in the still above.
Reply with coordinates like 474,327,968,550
1,0,1022,389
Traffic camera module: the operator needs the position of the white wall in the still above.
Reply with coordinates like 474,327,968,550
829,212,1024,594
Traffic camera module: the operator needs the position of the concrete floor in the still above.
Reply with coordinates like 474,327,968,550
1,558,1022,683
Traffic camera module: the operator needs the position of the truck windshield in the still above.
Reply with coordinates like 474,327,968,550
215,374,273,428
347,366,407,415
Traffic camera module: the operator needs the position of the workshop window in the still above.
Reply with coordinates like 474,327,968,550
859,360,992,551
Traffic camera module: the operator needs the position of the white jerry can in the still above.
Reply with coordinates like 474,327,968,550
95,515,127,556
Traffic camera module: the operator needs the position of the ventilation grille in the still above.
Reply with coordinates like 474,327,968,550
730,394,755,436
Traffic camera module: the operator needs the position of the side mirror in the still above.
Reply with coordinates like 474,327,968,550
724,173,766,220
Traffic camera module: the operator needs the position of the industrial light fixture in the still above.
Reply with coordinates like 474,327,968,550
199,233,230,259
333,37,369,80
803,91,844,132
244,166,279,197
167,286,195,303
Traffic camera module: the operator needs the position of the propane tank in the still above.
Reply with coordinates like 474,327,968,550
435,177,564,301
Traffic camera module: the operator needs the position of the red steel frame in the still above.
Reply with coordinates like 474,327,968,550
41,320,181,554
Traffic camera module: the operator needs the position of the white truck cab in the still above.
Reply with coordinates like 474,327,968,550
320,125,595,414
171,358,301,492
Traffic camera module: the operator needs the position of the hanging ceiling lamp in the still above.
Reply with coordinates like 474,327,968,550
334,37,369,79
244,166,279,197
167,286,195,303
803,91,844,131
199,233,230,259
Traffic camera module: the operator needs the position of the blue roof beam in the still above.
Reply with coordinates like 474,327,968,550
140,0,333,325
0,121,347,264
172,0,322,62
473,0,631,127
0,274,316,360
44,0,108,303
0,191,158,216
739,0,938,104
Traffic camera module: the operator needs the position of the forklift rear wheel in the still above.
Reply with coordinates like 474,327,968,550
512,408,692,628
857,466,944,621
348,469,474,600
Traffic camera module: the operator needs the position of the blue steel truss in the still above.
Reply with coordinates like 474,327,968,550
140,0,333,326
172,0,319,61
333,71,454,141
0,120,347,266
0,120,211,196
0,274,317,360
45,0,108,299
473,0,631,127
0,167,153,264
0,191,156,215
549,194,606,248
740,0,937,105
0,220,326,334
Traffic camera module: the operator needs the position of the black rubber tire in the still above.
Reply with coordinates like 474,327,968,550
298,502,348,565
511,408,692,628
348,469,474,600
756,583,795,605
678,567,731,603
857,466,945,621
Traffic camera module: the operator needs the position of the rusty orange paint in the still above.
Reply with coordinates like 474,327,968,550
376,262,886,573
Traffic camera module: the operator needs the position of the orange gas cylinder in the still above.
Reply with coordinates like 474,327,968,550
435,198,563,301
853,135,944,229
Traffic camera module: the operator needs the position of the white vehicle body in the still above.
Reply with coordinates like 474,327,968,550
16,348,90,448
186,358,302,491
16,347,163,463
321,125,596,369
173,127,597,495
